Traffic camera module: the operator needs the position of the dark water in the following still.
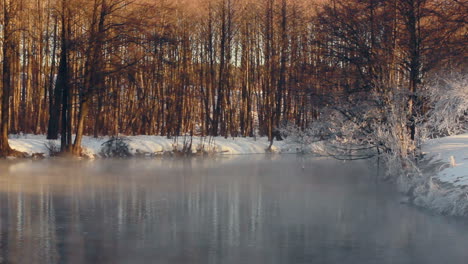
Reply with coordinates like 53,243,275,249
0,156,468,264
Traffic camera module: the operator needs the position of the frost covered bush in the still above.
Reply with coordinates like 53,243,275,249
195,137,219,155
45,141,61,156
100,137,132,158
412,178,468,217
423,74,468,138
279,121,330,154
280,77,468,178
171,136,193,155
280,88,422,179
172,136,220,156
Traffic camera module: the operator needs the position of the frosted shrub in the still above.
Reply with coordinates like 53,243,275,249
100,137,132,158
279,119,336,154
281,88,422,179
424,74,468,138
45,141,61,156
169,135,194,156
195,137,218,155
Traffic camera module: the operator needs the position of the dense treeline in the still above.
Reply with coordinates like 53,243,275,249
0,0,465,156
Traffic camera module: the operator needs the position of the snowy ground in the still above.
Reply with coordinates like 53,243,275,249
8,134,299,158
423,134,468,186
409,133,468,217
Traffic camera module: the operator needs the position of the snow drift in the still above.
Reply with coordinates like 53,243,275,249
8,134,290,158
403,133,468,217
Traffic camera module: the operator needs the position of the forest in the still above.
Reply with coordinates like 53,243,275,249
0,0,466,156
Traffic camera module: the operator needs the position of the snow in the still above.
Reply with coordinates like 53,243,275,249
8,135,53,155
8,134,289,158
408,133,468,217
422,133,468,187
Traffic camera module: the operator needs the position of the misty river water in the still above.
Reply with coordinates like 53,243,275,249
1,156,468,264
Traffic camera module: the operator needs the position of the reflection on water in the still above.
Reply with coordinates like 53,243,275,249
1,156,468,264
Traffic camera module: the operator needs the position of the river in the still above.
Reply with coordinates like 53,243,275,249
0,156,467,263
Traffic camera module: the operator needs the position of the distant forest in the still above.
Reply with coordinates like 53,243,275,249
0,0,466,155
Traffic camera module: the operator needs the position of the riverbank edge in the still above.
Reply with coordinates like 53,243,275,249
397,173,468,217
8,134,468,218
6,134,321,159
397,134,468,217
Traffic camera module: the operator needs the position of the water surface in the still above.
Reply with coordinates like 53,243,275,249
1,156,468,264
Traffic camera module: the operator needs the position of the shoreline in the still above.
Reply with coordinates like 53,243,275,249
401,134,468,217
7,135,295,159
6,133,468,218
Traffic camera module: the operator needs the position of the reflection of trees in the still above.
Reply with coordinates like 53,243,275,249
1,187,59,264
0,162,269,263
2,159,465,263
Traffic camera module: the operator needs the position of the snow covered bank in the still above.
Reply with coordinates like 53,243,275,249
407,133,468,217
423,134,468,186
8,135,293,158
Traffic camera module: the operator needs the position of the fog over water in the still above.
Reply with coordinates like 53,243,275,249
1,156,468,264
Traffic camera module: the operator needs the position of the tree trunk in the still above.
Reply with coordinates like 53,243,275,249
0,0,14,156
